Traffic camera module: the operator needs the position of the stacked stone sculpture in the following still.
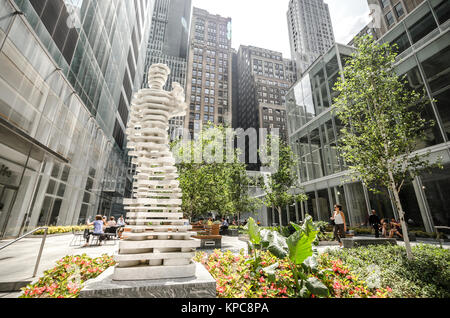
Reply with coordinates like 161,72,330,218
112,64,200,281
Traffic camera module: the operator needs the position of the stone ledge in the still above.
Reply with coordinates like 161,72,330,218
79,262,216,298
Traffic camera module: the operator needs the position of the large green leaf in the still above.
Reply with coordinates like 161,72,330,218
286,216,319,265
262,262,279,282
260,229,288,259
305,277,329,297
247,218,261,245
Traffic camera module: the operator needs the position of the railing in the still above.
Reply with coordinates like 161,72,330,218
0,227,49,278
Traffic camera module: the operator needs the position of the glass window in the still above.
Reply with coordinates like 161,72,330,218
433,0,450,25
345,183,368,227
398,182,425,230
421,44,450,93
434,88,450,141
317,189,331,222
391,32,410,54
408,12,437,44
368,187,395,221
305,192,318,220
421,164,450,227
385,11,395,27
394,3,405,18
48,198,62,226
380,0,390,9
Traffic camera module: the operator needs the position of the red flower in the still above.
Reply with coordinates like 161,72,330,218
259,276,265,283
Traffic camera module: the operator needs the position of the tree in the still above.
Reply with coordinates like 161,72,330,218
259,135,308,230
333,35,442,260
172,124,260,221
229,163,262,224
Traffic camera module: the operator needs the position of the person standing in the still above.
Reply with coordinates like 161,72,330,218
369,210,381,238
331,204,347,248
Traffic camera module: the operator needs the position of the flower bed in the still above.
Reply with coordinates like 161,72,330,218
20,254,115,298
195,249,391,298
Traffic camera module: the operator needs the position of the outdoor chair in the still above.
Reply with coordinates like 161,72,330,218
69,229,86,247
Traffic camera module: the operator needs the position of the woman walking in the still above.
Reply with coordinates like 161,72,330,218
331,204,347,248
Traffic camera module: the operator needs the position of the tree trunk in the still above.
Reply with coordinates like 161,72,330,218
388,172,414,260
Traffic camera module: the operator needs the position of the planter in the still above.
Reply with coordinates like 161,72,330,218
211,224,220,236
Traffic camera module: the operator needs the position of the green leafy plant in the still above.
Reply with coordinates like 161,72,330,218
246,216,329,298
323,244,450,298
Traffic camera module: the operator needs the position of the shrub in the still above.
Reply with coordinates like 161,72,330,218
20,254,115,298
33,226,92,235
323,244,450,298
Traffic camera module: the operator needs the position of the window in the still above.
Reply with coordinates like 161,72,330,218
408,12,437,44
380,0,390,9
385,11,395,27
394,3,405,18
434,0,450,25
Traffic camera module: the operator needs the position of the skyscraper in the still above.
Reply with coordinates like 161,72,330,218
184,8,233,136
0,0,153,239
235,46,297,170
143,0,192,139
287,0,335,76
236,46,294,141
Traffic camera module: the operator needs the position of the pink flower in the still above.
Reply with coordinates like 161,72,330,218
259,276,265,283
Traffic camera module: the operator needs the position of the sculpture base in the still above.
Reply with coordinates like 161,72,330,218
79,263,216,298
112,262,196,281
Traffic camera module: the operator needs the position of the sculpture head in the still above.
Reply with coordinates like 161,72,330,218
148,64,170,90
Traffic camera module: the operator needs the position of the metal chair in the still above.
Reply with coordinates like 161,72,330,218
69,229,86,247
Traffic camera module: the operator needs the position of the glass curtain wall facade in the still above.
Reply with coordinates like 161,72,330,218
0,0,153,239
286,0,450,232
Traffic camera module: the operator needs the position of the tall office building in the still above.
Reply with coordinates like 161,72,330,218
285,0,450,231
287,0,335,76
0,0,153,239
184,8,233,136
350,0,426,45
143,0,192,139
236,46,295,141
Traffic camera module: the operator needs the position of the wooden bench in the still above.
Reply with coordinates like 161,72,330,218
191,224,222,249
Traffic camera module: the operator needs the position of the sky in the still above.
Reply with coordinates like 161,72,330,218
191,0,371,59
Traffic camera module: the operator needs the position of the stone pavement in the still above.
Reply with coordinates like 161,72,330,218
0,233,118,297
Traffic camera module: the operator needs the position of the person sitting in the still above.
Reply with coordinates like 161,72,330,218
380,219,389,238
220,218,229,235
105,216,118,239
84,215,107,246
221,218,229,230
107,216,117,227
117,215,126,227
389,219,403,239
